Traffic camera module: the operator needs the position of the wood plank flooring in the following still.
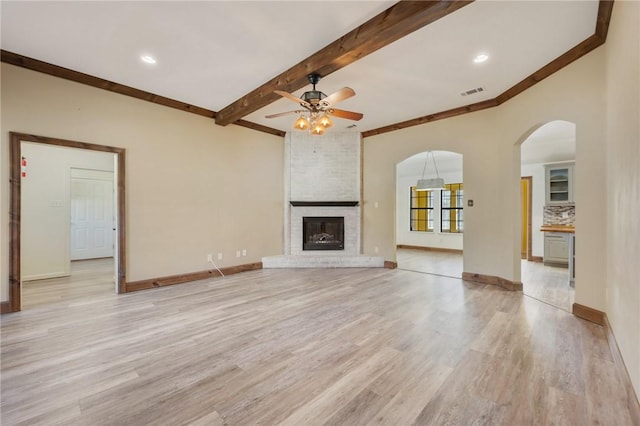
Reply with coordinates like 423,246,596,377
397,248,575,312
2,261,637,425
20,258,115,309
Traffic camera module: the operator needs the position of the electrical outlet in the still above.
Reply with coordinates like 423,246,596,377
207,253,213,262
242,249,247,257
236,250,241,258
374,246,379,254
217,253,223,260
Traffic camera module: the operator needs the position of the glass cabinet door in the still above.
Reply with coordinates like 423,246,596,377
545,164,573,204
548,168,569,202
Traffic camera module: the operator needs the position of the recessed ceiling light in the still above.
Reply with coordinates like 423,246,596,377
473,53,489,64
140,55,157,65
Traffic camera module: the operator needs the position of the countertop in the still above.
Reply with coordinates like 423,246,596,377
540,225,575,233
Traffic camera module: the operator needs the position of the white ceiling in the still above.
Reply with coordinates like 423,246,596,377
1,1,599,135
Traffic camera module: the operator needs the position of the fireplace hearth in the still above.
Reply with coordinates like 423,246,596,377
303,217,344,250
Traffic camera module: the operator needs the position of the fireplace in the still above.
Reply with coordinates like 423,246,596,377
303,217,344,250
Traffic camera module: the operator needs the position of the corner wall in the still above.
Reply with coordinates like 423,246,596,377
604,0,640,396
284,131,362,256
362,44,607,309
1,63,284,301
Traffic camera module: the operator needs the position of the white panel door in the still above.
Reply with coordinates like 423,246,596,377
71,172,114,260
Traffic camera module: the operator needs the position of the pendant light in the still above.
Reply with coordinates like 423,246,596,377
416,150,445,191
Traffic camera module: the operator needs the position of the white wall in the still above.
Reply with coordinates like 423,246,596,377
520,163,545,257
362,8,640,397
604,0,640,396
1,63,284,301
362,45,607,308
21,142,114,280
396,167,463,250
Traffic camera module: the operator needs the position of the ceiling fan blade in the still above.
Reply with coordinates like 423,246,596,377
321,87,355,107
274,90,311,108
265,110,302,119
328,108,363,121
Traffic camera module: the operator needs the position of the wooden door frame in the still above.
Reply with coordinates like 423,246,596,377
521,176,533,261
1,132,126,314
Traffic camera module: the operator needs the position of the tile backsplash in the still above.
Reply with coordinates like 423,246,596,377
544,205,575,226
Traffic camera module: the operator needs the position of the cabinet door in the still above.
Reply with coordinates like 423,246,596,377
546,164,574,204
544,234,569,264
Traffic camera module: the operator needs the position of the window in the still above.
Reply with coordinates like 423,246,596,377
410,186,433,232
409,182,464,234
441,183,463,233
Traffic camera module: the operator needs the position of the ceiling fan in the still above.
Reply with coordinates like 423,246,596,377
266,74,363,135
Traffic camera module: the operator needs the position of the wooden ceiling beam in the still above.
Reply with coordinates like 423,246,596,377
1,50,286,137
214,1,474,126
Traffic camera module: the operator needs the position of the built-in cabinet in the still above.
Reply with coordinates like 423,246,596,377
545,162,574,205
544,232,569,266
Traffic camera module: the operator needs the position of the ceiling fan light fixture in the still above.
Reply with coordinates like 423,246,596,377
311,123,326,135
318,113,333,128
294,115,310,131
269,74,362,136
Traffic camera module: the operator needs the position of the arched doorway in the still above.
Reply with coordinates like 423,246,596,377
518,120,576,311
395,150,464,278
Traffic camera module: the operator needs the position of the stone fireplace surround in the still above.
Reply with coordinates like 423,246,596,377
262,131,383,268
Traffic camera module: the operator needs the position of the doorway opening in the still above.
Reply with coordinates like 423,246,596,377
521,176,533,260
4,132,126,313
519,120,575,312
395,150,464,278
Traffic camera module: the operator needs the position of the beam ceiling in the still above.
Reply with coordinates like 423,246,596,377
214,1,473,126
0,1,612,139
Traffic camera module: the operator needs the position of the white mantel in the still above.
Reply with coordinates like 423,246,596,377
263,131,383,268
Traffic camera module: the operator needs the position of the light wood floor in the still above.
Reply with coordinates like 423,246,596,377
2,260,637,425
21,258,116,309
397,248,575,312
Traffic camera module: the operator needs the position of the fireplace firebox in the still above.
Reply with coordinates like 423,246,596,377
303,217,344,250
